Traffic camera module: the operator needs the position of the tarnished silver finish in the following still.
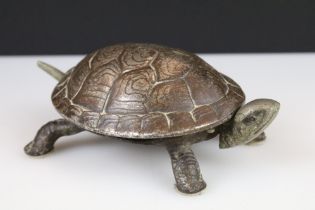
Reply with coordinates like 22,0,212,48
246,132,266,145
50,43,245,139
24,119,83,156
37,61,65,81
24,43,280,194
167,143,206,194
219,99,280,148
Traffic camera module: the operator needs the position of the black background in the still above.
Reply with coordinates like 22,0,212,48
1,0,315,55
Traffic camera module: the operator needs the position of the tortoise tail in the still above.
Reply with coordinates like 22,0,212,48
37,60,65,81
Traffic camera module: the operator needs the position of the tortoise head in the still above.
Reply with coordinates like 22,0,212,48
219,99,280,148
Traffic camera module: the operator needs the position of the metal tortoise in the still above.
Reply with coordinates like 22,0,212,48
24,43,280,194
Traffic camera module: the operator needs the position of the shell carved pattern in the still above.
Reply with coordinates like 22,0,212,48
52,44,245,138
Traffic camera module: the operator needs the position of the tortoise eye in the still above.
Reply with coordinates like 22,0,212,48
242,116,256,125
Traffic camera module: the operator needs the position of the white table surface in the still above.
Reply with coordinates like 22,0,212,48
0,53,314,210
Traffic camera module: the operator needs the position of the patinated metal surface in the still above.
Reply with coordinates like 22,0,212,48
52,43,245,139
219,99,280,148
24,43,280,195
24,119,83,156
167,143,206,194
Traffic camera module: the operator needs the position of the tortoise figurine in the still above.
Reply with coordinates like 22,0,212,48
24,43,280,194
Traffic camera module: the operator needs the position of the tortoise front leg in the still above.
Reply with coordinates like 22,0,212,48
24,119,83,156
166,143,206,194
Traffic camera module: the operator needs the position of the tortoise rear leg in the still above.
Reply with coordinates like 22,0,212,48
24,119,83,156
166,143,206,194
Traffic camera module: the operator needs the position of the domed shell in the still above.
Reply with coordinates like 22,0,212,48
52,43,245,139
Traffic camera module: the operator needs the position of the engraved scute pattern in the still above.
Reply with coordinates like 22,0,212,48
146,80,194,113
106,67,156,114
193,105,219,126
116,115,142,133
52,43,245,139
72,60,121,112
91,45,124,68
153,49,193,81
67,52,94,99
121,45,158,71
140,113,169,134
168,112,195,132
185,67,227,105
98,114,119,131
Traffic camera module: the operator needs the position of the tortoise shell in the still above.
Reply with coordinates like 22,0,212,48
52,43,245,139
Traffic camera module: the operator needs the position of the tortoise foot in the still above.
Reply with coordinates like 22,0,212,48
167,144,207,194
176,169,207,194
24,119,83,156
24,140,54,156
